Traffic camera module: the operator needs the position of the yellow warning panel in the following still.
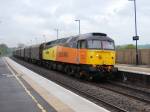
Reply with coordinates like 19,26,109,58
42,46,57,61
86,50,115,65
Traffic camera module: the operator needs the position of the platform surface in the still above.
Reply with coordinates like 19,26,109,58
0,58,57,112
5,57,110,112
115,64,150,75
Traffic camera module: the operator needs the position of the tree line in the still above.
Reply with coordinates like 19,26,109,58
116,44,136,50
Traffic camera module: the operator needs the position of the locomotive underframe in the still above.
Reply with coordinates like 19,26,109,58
17,56,117,80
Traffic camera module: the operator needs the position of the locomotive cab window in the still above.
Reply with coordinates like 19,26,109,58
88,40,102,49
102,41,115,50
77,40,87,49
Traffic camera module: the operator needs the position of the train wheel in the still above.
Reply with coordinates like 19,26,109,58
64,65,72,76
75,72,81,79
64,65,69,74
75,71,85,79
56,63,63,72
48,62,53,70
69,65,76,76
74,67,81,79
85,74,93,81
52,63,57,70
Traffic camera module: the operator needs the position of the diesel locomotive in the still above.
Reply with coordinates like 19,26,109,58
13,33,117,80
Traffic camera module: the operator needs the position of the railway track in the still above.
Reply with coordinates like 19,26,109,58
44,72,128,112
108,81,150,103
94,81,150,104
12,57,150,112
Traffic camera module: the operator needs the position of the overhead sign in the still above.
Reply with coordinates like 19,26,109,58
133,36,139,40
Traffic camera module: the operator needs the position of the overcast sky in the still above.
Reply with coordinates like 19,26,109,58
0,0,149,47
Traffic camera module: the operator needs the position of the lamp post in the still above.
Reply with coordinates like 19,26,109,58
35,37,38,44
54,29,59,40
75,19,80,35
129,0,139,65
43,35,46,42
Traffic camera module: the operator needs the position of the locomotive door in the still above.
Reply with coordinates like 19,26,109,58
77,40,87,64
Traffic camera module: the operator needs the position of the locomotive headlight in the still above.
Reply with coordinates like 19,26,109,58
98,55,102,59
96,54,102,59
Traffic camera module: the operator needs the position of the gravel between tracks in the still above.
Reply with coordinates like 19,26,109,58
13,58,150,112
96,82,150,103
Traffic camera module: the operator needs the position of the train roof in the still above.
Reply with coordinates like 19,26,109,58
78,33,114,42
44,32,114,47
14,33,114,51
45,37,69,46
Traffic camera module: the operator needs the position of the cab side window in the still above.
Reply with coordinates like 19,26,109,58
77,40,87,49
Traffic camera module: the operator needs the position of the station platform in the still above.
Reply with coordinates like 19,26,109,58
115,64,150,75
0,57,56,112
2,57,109,112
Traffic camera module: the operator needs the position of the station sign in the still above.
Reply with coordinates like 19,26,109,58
133,36,139,41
